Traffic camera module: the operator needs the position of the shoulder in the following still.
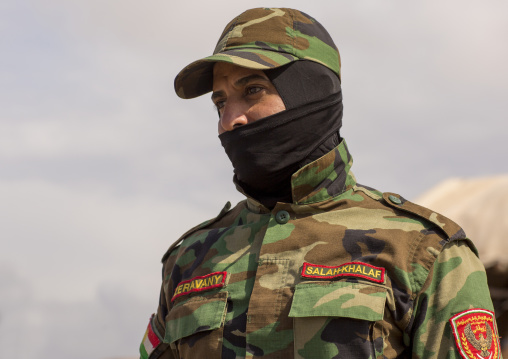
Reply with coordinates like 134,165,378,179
353,184,479,289
382,191,466,242
355,184,469,243
161,200,245,263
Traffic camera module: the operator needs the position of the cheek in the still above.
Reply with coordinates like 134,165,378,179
255,97,286,119
270,98,286,115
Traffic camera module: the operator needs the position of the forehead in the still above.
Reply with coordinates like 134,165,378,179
212,62,268,87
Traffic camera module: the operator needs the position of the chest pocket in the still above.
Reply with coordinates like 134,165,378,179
288,281,387,359
165,291,227,359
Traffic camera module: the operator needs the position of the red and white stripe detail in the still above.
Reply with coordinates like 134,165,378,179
140,315,161,359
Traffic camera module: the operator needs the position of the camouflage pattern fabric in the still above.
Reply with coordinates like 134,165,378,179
174,8,341,99
142,139,500,358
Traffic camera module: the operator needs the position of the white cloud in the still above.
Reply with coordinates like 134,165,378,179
0,179,218,301
0,263,152,359
0,1,507,358
0,178,225,358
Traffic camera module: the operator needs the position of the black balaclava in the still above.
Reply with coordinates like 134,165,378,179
219,61,343,208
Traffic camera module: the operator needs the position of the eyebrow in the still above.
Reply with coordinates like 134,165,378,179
211,74,270,102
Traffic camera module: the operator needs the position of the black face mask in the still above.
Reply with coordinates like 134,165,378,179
219,61,343,208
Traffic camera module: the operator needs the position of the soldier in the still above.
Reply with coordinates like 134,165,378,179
139,7,502,359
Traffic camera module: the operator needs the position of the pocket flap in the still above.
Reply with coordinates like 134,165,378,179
288,281,386,321
165,291,227,344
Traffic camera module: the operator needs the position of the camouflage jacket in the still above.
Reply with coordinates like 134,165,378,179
140,139,500,359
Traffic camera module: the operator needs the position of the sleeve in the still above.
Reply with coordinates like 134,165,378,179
139,312,173,359
411,240,502,358
139,269,175,359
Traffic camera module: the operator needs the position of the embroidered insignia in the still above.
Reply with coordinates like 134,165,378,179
172,271,227,301
140,314,161,359
450,308,501,359
301,262,385,283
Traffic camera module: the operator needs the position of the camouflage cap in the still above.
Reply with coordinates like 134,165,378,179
174,8,341,99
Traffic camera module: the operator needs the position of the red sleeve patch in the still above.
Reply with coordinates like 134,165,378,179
449,308,501,359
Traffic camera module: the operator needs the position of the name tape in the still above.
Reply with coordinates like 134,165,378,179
301,262,385,283
172,271,227,301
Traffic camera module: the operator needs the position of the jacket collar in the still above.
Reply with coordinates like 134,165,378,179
237,139,356,211
291,138,356,204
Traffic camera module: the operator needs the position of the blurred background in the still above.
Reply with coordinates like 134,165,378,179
1,1,507,358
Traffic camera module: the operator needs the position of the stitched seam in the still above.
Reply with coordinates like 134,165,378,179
403,231,425,331
291,10,295,49
220,16,240,52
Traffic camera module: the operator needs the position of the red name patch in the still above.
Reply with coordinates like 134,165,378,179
301,262,385,283
450,308,501,359
172,271,227,301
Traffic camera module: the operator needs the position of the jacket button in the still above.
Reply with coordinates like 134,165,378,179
388,195,402,205
275,210,290,224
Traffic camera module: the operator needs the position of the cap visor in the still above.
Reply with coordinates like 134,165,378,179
174,48,298,99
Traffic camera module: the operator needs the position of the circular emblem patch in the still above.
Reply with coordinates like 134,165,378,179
449,309,501,359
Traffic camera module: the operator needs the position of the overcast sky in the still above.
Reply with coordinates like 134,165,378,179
1,1,507,358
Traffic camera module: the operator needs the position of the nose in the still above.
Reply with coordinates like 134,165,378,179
219,101,249,133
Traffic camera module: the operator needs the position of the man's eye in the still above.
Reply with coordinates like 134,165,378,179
246,86,262,95
215,100,225,110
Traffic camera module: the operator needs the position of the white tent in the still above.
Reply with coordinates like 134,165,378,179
415,175,508,268
416,175,508,352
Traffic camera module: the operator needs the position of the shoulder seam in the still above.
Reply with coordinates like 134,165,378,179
160,201,232,263
353,184,382,200
382,192,466,241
